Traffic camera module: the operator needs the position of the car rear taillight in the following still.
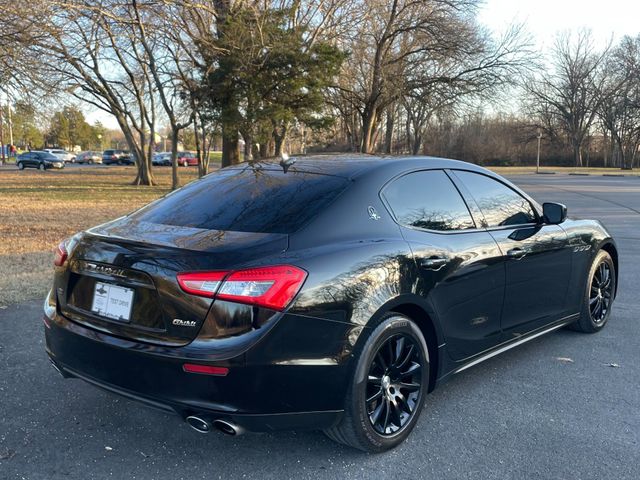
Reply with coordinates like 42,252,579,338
53,240,68,266
177,265,307,311
176,271,227,298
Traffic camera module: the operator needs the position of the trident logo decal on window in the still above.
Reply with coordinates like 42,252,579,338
368,206,381,221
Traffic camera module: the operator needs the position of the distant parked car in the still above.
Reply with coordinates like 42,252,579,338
76,151,103,164
102,149,129,165
17,151,65,170
152,152,172,166
44,149,76,163
177,151,198,166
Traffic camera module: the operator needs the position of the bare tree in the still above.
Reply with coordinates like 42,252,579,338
331,0,531,153
598,35,640,170
21,1,164,184
526,30,609,167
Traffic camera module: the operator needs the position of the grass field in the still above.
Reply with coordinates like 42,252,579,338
0,161,637,307
0,165,203,306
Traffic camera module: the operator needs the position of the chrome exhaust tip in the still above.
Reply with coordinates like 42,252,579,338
48,358,67,378
185,415,213,434
212,419,245,436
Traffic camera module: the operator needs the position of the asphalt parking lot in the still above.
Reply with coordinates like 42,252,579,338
1,174,639,480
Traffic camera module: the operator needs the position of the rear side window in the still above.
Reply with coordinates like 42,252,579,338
131,166,350,234
454,171,536,227
382,170,475,231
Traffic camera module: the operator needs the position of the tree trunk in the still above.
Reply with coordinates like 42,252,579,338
274,125,288,157
221,125,240,168
361,106,379,153
171,129,180,189
243,132,253,161
573,143,583,167
384,108,394,154
193,118,203,177
412,133,422,155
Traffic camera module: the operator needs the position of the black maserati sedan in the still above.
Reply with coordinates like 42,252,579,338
44,156,618,452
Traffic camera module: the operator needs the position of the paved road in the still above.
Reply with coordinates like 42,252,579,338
1,174,639,480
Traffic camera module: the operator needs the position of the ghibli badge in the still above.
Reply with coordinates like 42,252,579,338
172,319,197,327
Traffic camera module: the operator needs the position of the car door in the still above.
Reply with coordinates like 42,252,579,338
26,153,37,167
449,170,572,336
381,169,505,361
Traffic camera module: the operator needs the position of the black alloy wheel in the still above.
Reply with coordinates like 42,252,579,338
572,249,616,333
324,313,429,452
366,334,423,436
589,260,613,325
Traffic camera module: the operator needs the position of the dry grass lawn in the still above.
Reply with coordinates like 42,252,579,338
0,165,202,306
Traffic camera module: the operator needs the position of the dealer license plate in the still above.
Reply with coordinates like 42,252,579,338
91,282,134,321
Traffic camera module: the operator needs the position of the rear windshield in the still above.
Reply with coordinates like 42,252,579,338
130,165,350,234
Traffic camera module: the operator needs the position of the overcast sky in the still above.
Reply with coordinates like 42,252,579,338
87,0,640,129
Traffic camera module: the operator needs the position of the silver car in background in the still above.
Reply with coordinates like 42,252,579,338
76,151,103,164
44,149,76,163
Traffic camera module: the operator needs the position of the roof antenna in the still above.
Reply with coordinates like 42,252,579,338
279,152,296,173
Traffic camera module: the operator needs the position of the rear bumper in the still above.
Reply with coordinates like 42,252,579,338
44,304,354,432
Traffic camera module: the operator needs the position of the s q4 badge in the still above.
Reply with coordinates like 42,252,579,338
368,206,381,221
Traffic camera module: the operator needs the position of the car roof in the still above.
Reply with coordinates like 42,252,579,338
237,154,489,180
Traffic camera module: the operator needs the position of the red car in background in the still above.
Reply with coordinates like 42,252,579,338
177,152,198,166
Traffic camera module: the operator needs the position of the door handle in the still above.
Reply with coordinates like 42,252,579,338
506,248,528,260
420,257,449,270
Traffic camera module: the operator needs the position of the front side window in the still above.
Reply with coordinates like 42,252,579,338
382,170,475,231
454,171,537,227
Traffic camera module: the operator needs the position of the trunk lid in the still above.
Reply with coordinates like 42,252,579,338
58,218,288,346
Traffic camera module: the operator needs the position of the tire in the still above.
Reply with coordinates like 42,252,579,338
324,313,430,452
571,249,616,333
39,163,46,171
17,162,24,170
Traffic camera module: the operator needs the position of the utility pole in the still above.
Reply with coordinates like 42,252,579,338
7,101,13,146
0,105,5,164
536,128,542,174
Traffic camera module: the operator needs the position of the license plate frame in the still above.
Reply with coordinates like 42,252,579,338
91,282,134,322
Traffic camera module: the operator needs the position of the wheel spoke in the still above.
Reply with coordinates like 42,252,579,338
393,336,405,366
366,389,383,404
401,362,421,378
389,400,403,428
370,399,385,425
375,351,387,371
398,381,421,392
589,296,598,306
387,337,395,365
599,263,606,283
396,344,415,370
593,297,603,319
396,393,413,415
381,398,391,433
368,375,382,386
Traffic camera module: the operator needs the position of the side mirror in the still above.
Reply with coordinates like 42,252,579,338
543,202,567,224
